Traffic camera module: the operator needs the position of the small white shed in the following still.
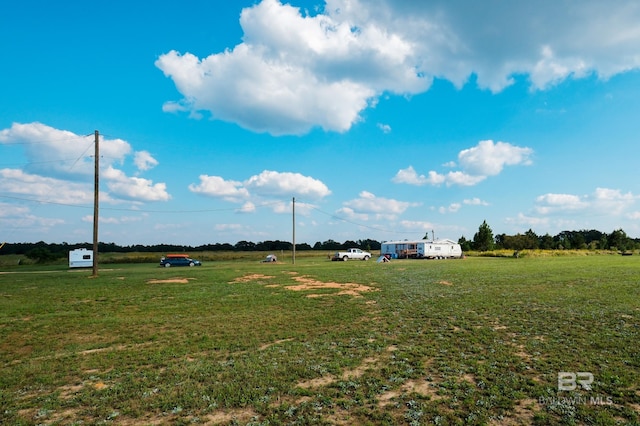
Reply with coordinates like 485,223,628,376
69,248,94,268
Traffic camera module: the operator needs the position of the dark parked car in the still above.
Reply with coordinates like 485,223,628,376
160,255,201,267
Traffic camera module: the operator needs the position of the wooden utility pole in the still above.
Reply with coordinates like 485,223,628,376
92,130,99,277
292,197,296,264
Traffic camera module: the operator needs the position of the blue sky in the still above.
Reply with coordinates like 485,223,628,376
1,0,639,246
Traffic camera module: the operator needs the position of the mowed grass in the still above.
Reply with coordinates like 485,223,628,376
0,254,638,425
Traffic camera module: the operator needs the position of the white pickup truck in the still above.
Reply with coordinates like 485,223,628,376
331,248,372,261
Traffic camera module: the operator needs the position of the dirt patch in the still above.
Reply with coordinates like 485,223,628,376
229,274,275,283
79,342,155,356
58,384,84,400
93,381,108,390
259,338,294,351
204,408,260,424
508,341,532,361
341,357,377,379
322,406,353,425
229,273,377,298
402,379,442,399
18,407,83,425
460,373,477,385
115,409,258,426
297,375,336,389
297,355,380,389
489,398,541,425
287,275,378,298
378,378,442,407
147,278,191,284
377,389,400,405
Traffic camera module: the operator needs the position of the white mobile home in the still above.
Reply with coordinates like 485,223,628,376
69,248,94,268
381,239,463,259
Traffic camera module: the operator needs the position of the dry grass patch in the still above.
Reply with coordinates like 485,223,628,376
229,273,275,283
341,357,377,379
297,355,380,389
203,408,260,425
258,338,294,351
147,278,192,284
378,378,443,407
489,398,542,425
229,273,378,298
296,374,336,389
287,275,378,298
79,341,155,356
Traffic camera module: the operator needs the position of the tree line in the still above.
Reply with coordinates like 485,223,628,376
1,226,637,264
459,220,638,252
0,239,383,262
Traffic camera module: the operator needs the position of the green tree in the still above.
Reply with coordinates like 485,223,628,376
473,220,494,251
458,236,472,252
234,240,256,251
608,229,631,252
25,247,58,263
320,239,342,250
524,229,539,249
539,233,555,250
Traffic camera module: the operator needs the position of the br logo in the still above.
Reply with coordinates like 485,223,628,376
558,372,594,391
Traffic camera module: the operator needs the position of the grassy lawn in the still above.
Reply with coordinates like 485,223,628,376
0,254,638,425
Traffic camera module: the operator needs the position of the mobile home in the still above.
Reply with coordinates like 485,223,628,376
381,239,463,259
69,248,94,268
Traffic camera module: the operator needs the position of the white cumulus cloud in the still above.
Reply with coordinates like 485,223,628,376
103,166,171,202
458,140,533,176
464,197,490,206
244,170,331,199
0,122,170,205
189,170,330,211
134,151,159,172
0,168,96,205
156,0,640,135
340,191,420,220
189,175,251,202
0,122,131,178
395,140,532,187
392,166,445,186
535,193,589,214
535,188,636,216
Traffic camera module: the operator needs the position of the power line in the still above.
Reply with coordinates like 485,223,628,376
69,140,96,172
0,135,94,146
0,193,283,214
0,158,91,168
0,191,421,235
307,205,419,235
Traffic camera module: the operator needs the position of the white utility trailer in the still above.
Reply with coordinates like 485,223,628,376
68,248,94,268
381,239,463,259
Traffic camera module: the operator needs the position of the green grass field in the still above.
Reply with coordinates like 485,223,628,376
1,254,638,425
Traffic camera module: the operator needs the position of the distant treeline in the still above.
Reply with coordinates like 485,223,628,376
0,238,382,258
1,228,638,261
460,225,639,252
